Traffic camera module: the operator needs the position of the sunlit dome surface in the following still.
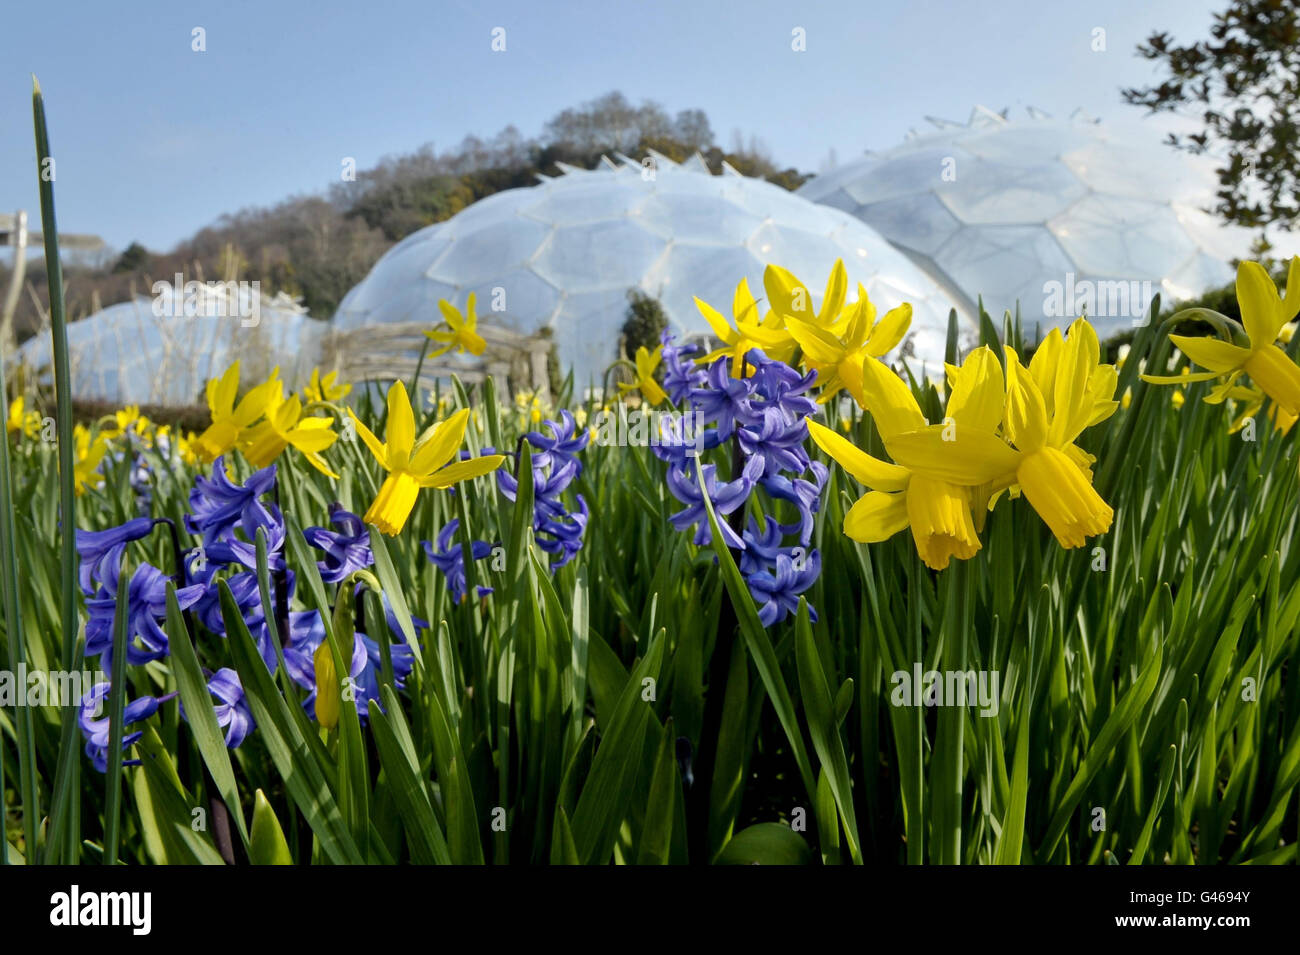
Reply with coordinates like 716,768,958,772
334,154,963,383
798,107,1295,338
18,287,323,405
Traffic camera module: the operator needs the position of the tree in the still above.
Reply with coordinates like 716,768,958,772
621,289,669,362
1123,0,1300,231
111,241,151,274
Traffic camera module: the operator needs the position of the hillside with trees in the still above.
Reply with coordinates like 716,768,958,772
3,91,810,343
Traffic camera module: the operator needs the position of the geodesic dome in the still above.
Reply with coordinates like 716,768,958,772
333,154,964,383
17,286,324,406
798,107,1296,339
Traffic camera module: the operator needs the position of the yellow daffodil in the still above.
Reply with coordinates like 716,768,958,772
764,259,850,332
347,382,506,535
1142,258,1300,415
240,388,340,478
1226,384,1298,436
73,425,109,496
882,318,1117,550
194,362,281,462
103,405,148,440
302,367,352,404
6,396,42,439
805,348,1007,570
426,294,487,358
618,345,667,405
695,279,794,375
782,292,912,405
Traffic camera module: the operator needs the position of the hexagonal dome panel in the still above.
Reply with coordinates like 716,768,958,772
798,107,1300,338
334,155,964,383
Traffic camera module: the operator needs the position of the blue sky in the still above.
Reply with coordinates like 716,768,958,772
0,0,1222,254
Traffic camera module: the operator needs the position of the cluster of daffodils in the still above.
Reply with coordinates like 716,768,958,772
7,395,200,498
1142,258,1300,436
194,363,348,477
810,319,1117,570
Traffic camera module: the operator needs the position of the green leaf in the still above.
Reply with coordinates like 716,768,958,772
695,457,817,806
165,584,248,846
637,720,680,865
794,599,862,863
249,790,293,865
220,579,363,865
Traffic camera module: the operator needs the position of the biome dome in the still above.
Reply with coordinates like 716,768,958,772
333,153,964,384
17,285,323,405
798,106,1296,338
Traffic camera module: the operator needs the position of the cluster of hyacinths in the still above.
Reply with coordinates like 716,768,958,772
1142,258,1300,437
650,332,825,628
75,457,420,771
620,258,926,620
497,409,591,570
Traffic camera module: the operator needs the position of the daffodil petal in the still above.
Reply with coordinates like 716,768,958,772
1169,334,1251,373
843,490,909,543
385,381,416,463
806,417,909,492
421,453,506,488
1236,259,1284,347
347,409,388,465
860,357,926,440
864,303,912,357
784,315,843,365
887,425,1021,486
695,296,735,343
947,346,1004,433
409,407,470,476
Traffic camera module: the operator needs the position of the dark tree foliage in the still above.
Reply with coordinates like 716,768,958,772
1123,0,1300,230
621,289,669,361
111,241,151,274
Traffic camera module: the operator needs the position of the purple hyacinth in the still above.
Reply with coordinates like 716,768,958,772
178,668,254,748
745,549,821,628
653,346,826,628
75,516,156,595
423,519,495,603
83,559,206,669
666,456,764,550
524,409,590,471
304,503,373,584
78,683,175,773
661,330,707,405
186,456,277,544
690,357,757,440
